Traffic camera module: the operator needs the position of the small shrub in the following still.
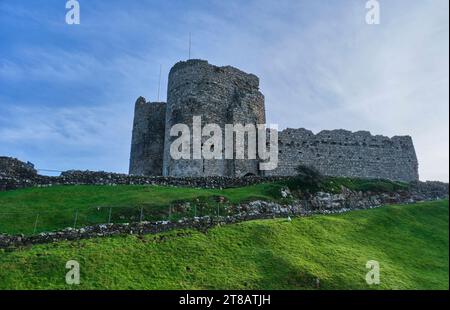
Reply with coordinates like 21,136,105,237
288,165,325,191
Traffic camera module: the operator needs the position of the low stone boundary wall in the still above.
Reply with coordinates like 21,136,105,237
0,170,288,191
1,188,447,249
1,169,449,198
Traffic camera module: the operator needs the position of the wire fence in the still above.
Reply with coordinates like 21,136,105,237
0,202,229,236
35,168,65,177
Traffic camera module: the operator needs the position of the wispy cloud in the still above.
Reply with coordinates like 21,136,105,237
0,101,132,172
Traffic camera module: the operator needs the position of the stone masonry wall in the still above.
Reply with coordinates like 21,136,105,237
129,97,166,176
264,128,419,182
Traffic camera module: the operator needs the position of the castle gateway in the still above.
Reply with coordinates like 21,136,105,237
129,60,419,182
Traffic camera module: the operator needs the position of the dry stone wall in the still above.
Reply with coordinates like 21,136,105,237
0,168,287,191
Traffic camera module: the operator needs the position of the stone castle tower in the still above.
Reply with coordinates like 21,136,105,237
129,59,419,182
129,97,166,176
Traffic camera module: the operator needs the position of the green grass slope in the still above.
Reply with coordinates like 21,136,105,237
0,183,283,235
0,200,447,290
0,177,409,235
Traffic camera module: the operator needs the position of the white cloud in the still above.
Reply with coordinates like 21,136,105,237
0,102,133,172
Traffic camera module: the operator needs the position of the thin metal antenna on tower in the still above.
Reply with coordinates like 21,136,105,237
157,64,162,102
188,32,191,60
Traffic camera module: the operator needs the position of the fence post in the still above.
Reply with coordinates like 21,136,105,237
168,206,171,221
73,210,78,229
194,205,197,217
140,207,144,222
108,207,112,224
33,214,40,234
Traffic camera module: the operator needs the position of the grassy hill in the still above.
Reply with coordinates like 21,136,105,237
0,183,283,235
0,178,408,235
0,199,448,290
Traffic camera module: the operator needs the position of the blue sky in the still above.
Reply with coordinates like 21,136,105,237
0,0,448,181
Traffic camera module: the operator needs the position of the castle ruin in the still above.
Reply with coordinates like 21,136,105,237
129,59,419,182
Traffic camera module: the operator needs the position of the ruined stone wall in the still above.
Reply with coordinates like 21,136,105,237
163,59,266,177
129,97,166,176
264,128,419,182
